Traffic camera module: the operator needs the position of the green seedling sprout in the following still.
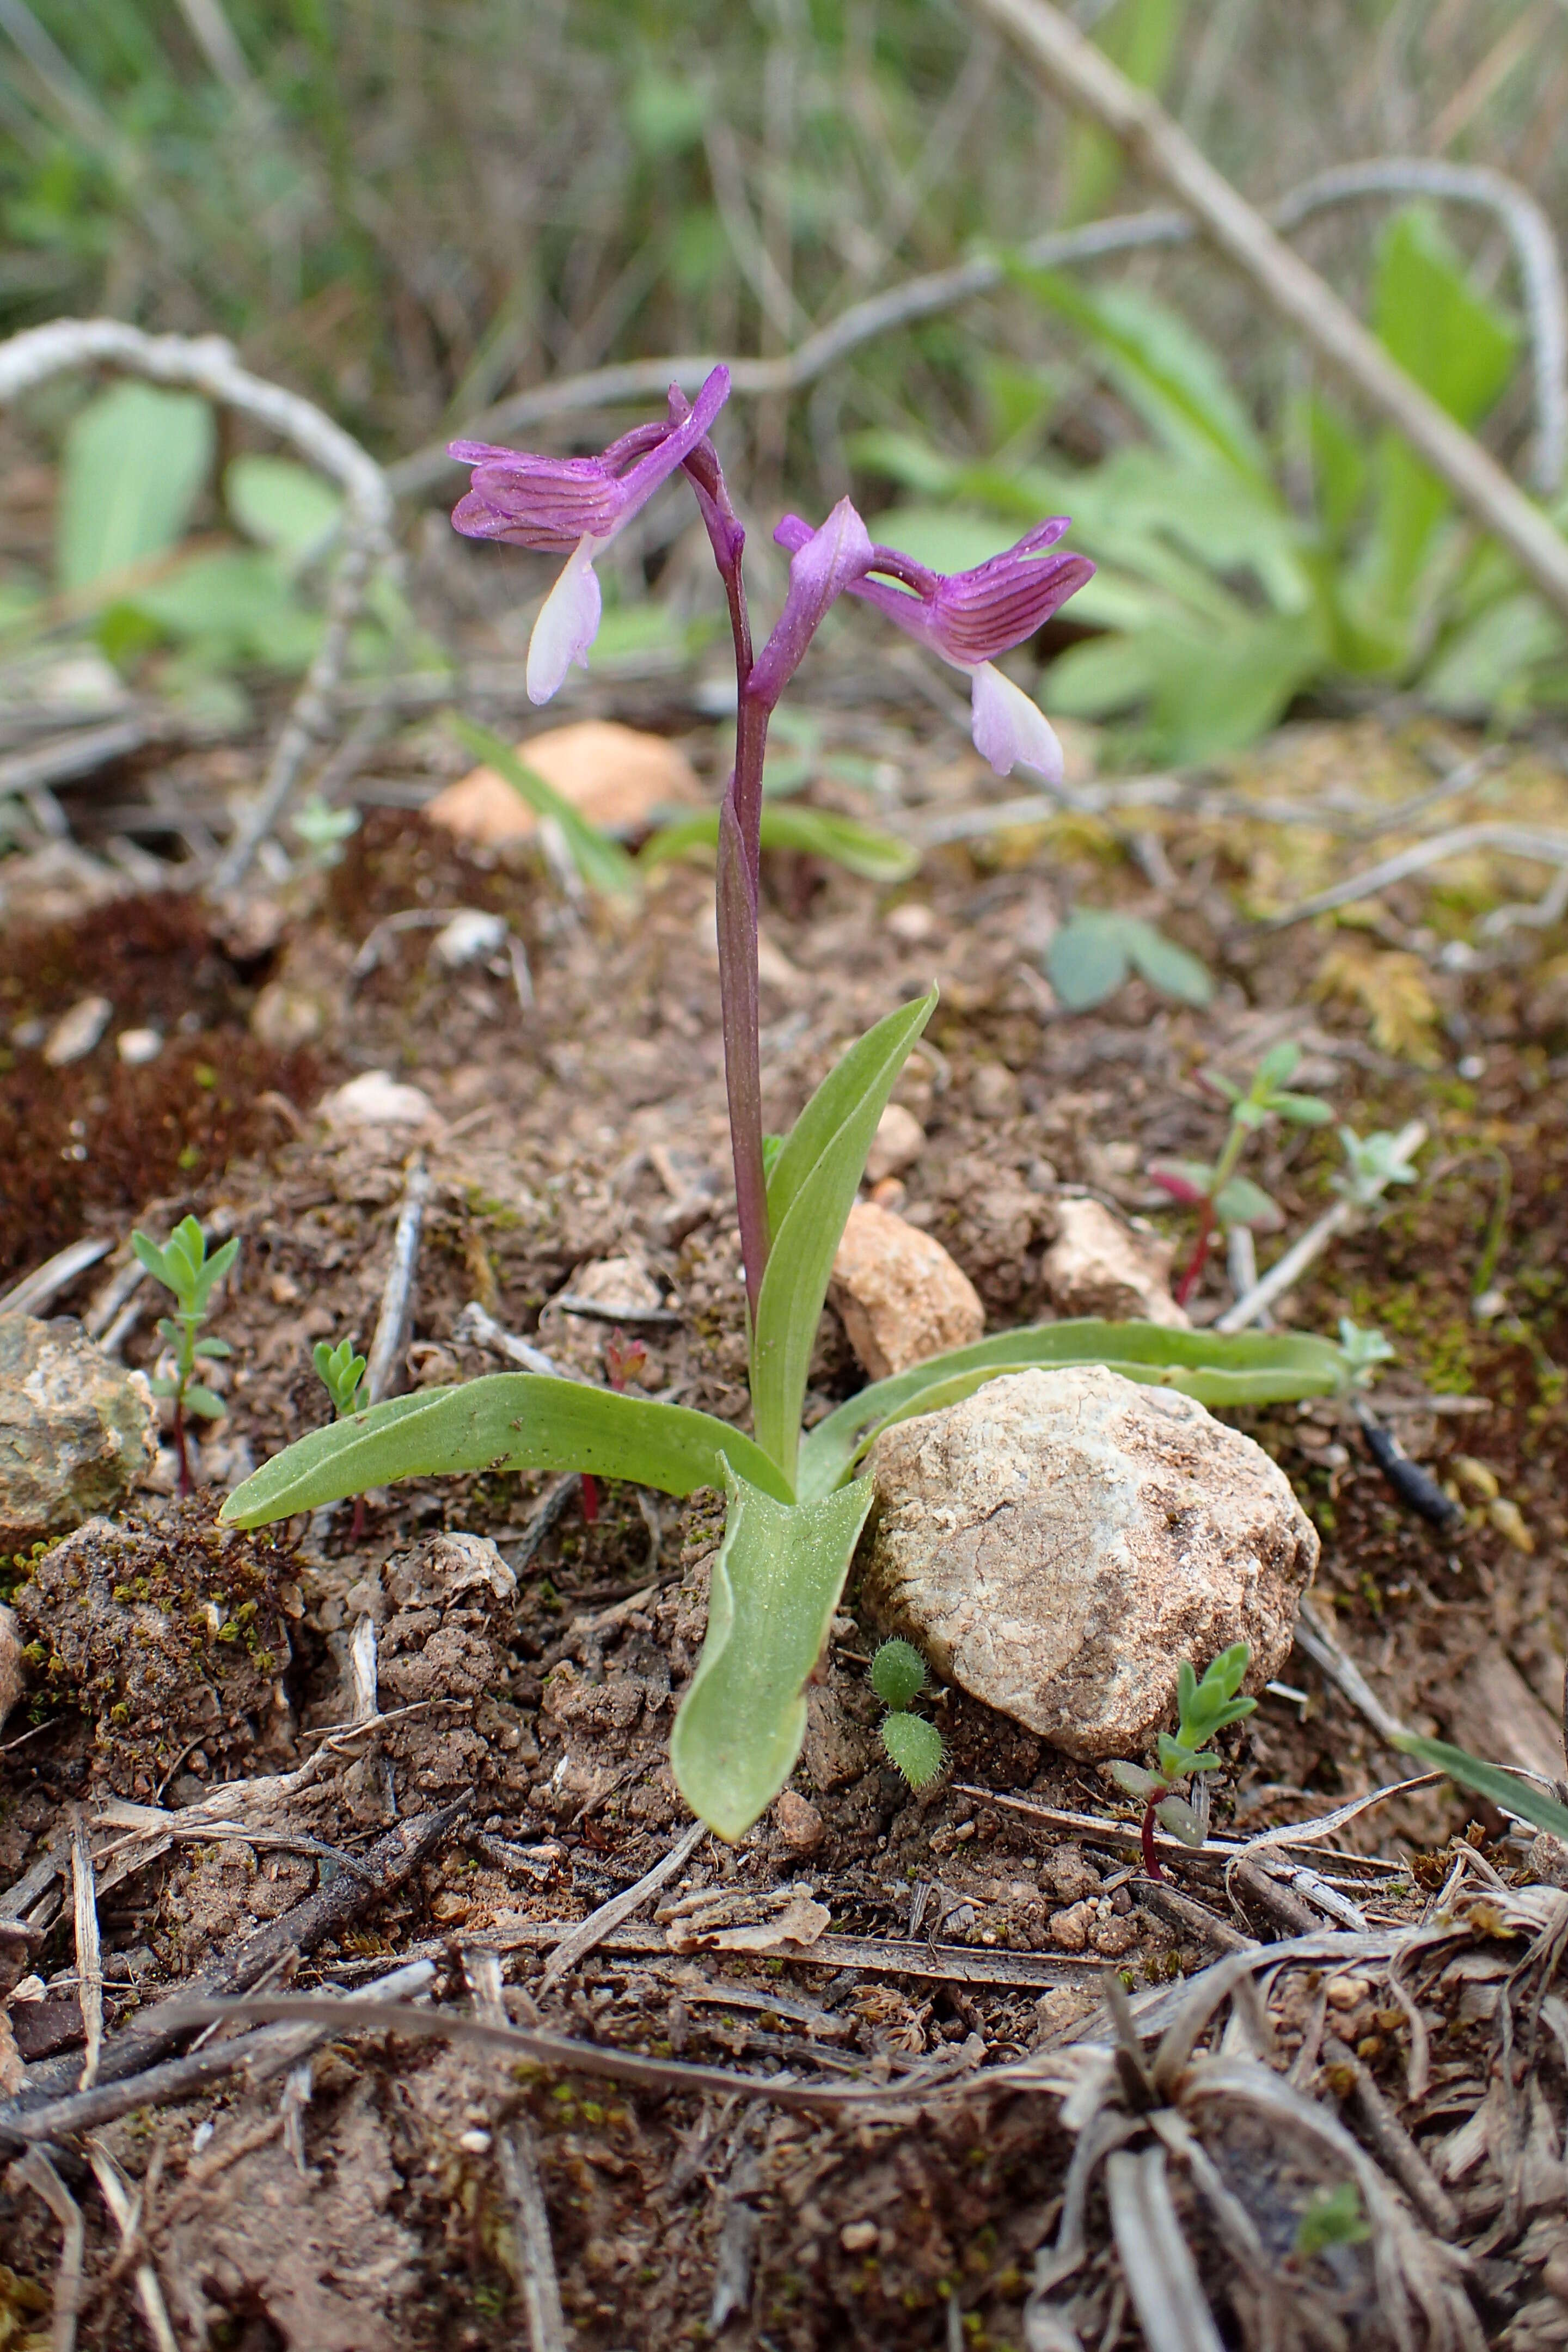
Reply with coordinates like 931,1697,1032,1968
1294,2182,1371,2262
220,389,1369,1846
870,1637,945,1789
1150,1042,1332,1306
1333,1126,1420,1210
314,1336,367,1417
1335,1320,1396,1392
131,1215,239,1499
1107,1642,1256,1881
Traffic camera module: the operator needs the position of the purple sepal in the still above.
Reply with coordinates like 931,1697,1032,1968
774,512,1093,666
746,498,877,713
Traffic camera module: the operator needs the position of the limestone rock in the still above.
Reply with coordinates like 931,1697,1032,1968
428,719,699,846
318,1070,434,1134
0,1315,157,1551
865,1102,925,1185
829,1202,984,1380
0,1601,22,1735
1040,1196,1187,1327
863,1365,1318,1760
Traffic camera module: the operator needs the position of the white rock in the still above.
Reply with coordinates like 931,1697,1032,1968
0,1602,22,1735
863,1365,1318,1760
865,1102,925,1185
43,995,112,1066
1040,1196,1188,1327
318,1070,434,1133
830,1200,984,1380
116,1027,163,1066
432,910,508,969
251,981,324,1051
562,1257,663,1316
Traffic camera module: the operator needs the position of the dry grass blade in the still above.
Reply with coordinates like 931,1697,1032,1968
69,1810,102,2093
464,1950,568,2352
1105,2143,1227,2352
538,1815,706,1993
86,2138,179,2352
365,1158,432,1405
9,2146,85,2352
0,1234,112,1317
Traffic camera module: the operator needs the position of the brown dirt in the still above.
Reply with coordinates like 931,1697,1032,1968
3,702,1568,2347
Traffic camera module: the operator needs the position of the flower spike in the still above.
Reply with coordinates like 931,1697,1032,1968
774,513,1093,783
450,365,732,703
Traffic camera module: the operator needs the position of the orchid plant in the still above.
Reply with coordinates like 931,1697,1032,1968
224,370,1358,1840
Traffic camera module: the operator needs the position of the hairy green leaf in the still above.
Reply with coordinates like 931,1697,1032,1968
449,716,638,899
797,1321,1347,1500
1390,1732,1568,1843
670,1463,874,1840
751,989,936,1481
58,383,214,594
219,1375,794,1528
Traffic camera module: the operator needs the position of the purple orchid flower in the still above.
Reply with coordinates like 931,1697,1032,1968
774,513,1093,785
450,365,732,704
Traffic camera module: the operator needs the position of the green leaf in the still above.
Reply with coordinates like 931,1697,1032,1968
1211,1174,1281,1230
1273,1091,1334,1126
449,716,638,900
226,454,343,566
750,990,937,1482
1375,206,1518,430
1107,1760,1163,1801
57,383,215,594
871,1638,927,1710
880,1711,945,1790
219,1375,795,1529
1122,917,1213,1007
131,1230,170,1285
640,802,918,883
670,1463,874,1839
1389,1732,1568,1842
1254,1041,1300,1089
1046,911,1129,1009
797,1321,1348,1500
1061,0,1185,225
193,1337,233,1358
185,1383,225,1419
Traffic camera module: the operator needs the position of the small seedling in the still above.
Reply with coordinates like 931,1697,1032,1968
131,1215,239,1498
1335,1320,1396,1391
1108,1642,1256,1881
1151,1043,1332,1305
313,1336,367,1417
290,794,359,868
1333,1125,1421,1209
1294,2180,1371,2261
1046,909,1212,1014
871,1637,944,1788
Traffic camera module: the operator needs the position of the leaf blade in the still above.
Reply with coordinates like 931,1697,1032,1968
1391,1732,1568,1843
219,1376,794,1527
671,1464,874,1840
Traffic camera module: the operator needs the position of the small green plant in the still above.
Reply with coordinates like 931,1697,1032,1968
1150,1042,1332,1303
313,1336,368,1417
1294,2181,1372,2262
1333,1127,1422,1209
1335,1320,1397,1390
290,795,360,868
131,1215,239,1498
1108,1643,1256,1881
871,1637,944,1789
1045,908,1212,1014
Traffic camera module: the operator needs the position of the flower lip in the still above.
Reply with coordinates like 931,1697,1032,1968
450,365,731,554
773,511,1093,666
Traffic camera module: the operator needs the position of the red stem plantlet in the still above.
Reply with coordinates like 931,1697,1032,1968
1107,1644,1257,1882
1150,1042,1332,1306
132,1216,240,1498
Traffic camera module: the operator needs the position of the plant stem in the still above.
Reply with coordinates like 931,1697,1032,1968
1140,1799,1163,1882
172,1392,193,1499
350,1492,366,1542
1174,1115,1247,1306
710,540,773,1324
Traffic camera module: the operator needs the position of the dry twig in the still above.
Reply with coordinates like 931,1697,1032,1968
364,1159,432,1405
464,1950,569,2352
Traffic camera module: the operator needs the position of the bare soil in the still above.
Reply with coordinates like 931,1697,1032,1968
3,693,1568,2348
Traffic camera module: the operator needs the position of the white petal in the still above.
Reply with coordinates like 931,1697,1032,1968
969,661,1064,784
526,535,605,705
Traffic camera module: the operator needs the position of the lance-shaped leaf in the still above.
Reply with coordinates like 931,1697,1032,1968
449,716,638,900
1391,1732,1568,1842
671,1461,874,1840
640,802,919,883
797,1320,1347,1499
219,1375,794,1529
750,988,936,1482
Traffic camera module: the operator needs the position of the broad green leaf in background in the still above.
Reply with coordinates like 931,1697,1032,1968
1423,592,1567,717
1391,1732,1568,1843
1046,911,1211,1010
751,988,936,1481
219,1374,795,1526
226,454,343,567
796,1322,1349,1500
670,1462,875,1839
449,715,639,899
121,548,323,671
640,802,919,883
57,383,215,593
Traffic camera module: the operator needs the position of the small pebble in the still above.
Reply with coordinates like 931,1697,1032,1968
773,1789,826,1857
457,2128,492,2153
116,1027,163,1066
43,995,112,1066
839,2221,878,2253
432,910,509,969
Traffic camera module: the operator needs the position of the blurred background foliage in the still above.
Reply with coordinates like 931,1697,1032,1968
3,0,1568,756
